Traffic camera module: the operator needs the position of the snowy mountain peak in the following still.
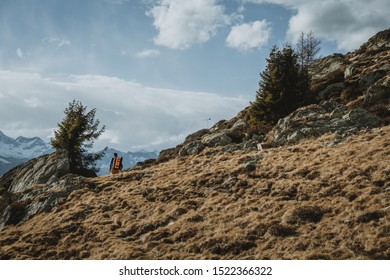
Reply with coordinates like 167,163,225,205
0,132,52,159
0,130,16,145
0,131,54,175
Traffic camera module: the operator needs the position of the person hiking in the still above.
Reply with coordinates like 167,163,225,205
109,152,123,174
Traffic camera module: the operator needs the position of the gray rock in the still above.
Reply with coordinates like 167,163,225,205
251,133,265,142
344,63,358,79
223,145,239,153
179,141,205,156
0,152,70,194
245,161,257,173
318,82,346,99
231,119,247,131
201,130,232,147
0,152,88,230
359,70,386,87
268,102,381,146
364,85,390,106
157,147,179,162
243,140,259,151
358,28,390,52
341,108,382,127
311,54,348,81
183,129,209,144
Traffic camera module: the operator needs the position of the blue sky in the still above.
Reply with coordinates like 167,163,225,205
0,0,389,151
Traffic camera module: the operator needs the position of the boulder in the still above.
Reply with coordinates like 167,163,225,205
359,70,386,87
364,85,390,106
0,152,87,230
344,63,358,79
179,141,205,156
0,152,70,194
231,119,247,131
318,82,346,100
339,107,382,127
183,129,209,144
311,54,349,81
268,101,382,146
201,130,232,147
245,161,257,173
157,147,179,163
243,140,259,151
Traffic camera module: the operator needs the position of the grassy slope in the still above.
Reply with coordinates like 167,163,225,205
0,126,389,260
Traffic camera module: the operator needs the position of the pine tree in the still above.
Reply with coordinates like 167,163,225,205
51,100,106,175
296,31,321,69
249,45,309,125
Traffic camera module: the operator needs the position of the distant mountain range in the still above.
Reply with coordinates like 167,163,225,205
0,130,54,175
0,130,158,176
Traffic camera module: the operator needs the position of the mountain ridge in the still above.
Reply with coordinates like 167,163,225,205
0,130,53,175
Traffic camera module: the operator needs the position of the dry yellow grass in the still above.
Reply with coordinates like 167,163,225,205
0,126,389,259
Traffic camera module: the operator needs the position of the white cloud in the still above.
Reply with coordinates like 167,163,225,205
24,97,43,108
245,0,390,51
136,48,161,58
99,129,121,145
16,48,24,58
101,0,129,4
0,70,248,151
226,20,271,51
147,0,229,49
42,37,71,48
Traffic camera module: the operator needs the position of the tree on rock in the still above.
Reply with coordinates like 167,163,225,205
51,100,106,176
249,45,310,125
296,31,321,69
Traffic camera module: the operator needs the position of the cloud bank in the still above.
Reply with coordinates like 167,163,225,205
0,70,248,151
246,0,390,50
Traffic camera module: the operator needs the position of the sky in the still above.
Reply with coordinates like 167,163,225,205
0,0,389,152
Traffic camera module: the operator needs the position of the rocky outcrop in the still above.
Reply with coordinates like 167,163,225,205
152,29,390,165
0,152,86,230
275,29,389,146
267,101,382,146
0,153,70,194
157,112,264,161
311,29,390,124
357,28,390,53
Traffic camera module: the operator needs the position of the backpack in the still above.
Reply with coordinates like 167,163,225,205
113,156,122,170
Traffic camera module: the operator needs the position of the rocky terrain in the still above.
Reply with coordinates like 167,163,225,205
0,29,389,260
0,126,389,259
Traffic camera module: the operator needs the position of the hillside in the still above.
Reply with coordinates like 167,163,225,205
0,126,389,259
0,28,389,260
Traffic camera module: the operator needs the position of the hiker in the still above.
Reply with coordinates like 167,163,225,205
109,152,123,174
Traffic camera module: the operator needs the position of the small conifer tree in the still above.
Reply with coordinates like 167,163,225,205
296,31,321,69
51,100,106,175
249,45,309,125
